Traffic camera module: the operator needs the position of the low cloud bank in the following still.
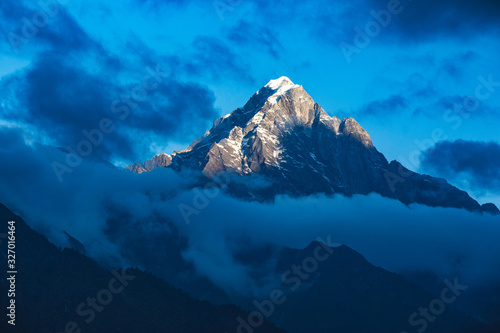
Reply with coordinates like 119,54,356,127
1,127,500,297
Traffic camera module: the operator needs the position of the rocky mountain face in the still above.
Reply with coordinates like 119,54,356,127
128,152,172,174
129,77,498,214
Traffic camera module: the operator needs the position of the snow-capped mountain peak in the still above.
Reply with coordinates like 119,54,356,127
264,76,296,89
262,76,301,105
128,77,499,214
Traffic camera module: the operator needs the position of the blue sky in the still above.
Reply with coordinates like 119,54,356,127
1,0,500,204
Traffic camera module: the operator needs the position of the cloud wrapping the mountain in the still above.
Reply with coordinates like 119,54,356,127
1,127,500,299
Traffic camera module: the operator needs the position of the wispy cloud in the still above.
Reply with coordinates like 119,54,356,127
227,20,285,59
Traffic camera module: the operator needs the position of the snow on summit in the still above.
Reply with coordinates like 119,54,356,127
264,76,301,104
265,76,296,89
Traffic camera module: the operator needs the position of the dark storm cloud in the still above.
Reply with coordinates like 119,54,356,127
22,54,115,139
363,0,500,41
227,20,285,59
0,0,98,54
124,77,220,138
0,1,28,38
421,140,500,191
0,1,222,163
0,50,219,162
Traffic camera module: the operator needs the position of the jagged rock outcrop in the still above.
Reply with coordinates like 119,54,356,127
127,152,172,173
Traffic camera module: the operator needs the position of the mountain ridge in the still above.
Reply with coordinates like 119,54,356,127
128,77,499,214
2,201,494,333
0,202,284,333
